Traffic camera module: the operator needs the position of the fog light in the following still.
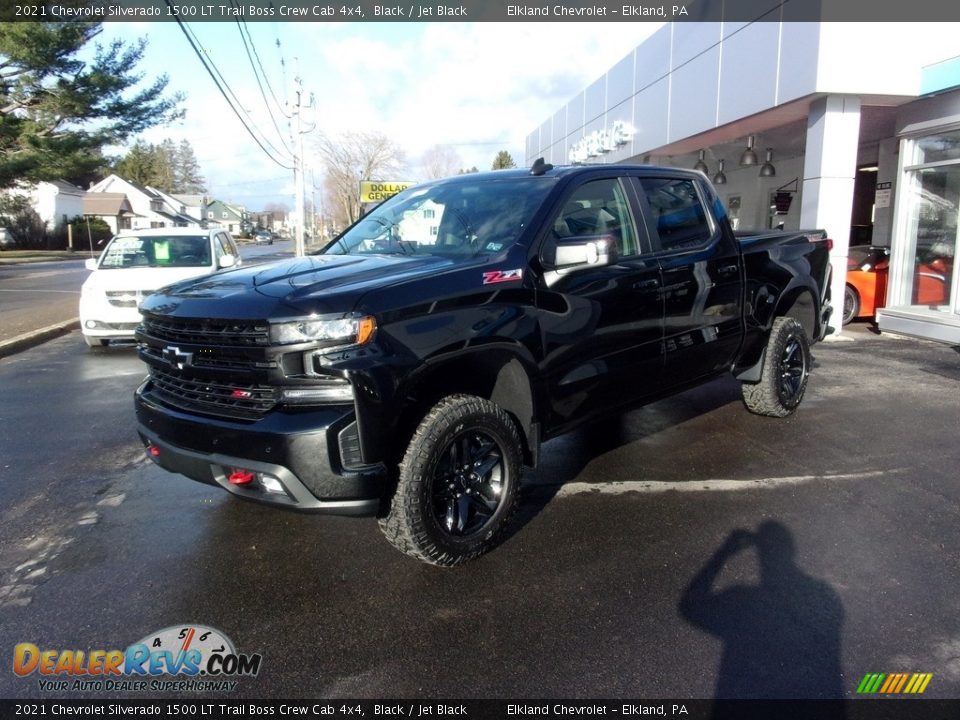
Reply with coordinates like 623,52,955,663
259,475,286,495
281,384,353,404
85,320,98,329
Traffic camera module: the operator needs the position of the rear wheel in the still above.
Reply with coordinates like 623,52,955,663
379,394,521,566
741,317,811,418
842,285,860,325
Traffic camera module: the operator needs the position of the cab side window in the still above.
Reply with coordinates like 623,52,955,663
552,178,640,257
639,178,714,252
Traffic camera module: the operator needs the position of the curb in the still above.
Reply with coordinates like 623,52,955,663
0,318,80,359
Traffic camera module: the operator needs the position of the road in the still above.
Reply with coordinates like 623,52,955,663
0,241,294,344
1,324,959,701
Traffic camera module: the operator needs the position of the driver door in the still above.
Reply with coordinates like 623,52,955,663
537,176,664,431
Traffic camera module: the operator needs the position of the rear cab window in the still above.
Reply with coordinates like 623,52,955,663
637,177,716,253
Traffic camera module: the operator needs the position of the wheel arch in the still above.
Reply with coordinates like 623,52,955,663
396,348,539,467
775,285,819,340
735,284,818,383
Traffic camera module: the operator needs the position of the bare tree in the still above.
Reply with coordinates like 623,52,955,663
313,131,406,228
421,144,462,180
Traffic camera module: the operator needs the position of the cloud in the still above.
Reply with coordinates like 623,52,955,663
102,21,662,206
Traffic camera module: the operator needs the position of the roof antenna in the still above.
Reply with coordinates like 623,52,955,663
530,157,553,176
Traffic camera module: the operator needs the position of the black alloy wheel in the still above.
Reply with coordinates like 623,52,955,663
741,316,811,418
431,429,506,537
379,394,521,566
778,334,808,408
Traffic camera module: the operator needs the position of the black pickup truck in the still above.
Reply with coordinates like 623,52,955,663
135,162,832,566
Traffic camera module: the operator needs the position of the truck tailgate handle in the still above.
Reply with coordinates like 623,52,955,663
718,264,739,275
633,279,660,290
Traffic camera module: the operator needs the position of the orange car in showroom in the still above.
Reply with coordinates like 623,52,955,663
844,245,953,324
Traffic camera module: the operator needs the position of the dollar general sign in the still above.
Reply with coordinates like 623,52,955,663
360,181,413,203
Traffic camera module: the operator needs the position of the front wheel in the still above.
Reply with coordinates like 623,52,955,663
741,317,811,418
842,285,860,325
379,395,522,566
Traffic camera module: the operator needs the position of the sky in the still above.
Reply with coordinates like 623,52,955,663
95,21,663,210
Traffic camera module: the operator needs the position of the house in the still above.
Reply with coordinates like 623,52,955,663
171,194,207,224
82,192,135,234
205,199,249,235
2,180,86,233
87,175,202,229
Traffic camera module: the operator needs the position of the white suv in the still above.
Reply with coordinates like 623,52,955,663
80,227,242,348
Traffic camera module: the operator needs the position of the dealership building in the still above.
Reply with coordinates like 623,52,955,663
525,21,960,344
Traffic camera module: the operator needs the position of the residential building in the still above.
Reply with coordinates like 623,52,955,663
205,199,249,235
88,175,202,229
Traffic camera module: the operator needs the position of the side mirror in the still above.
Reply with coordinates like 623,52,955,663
218,254,237,269
85,258,98,271
553,234,619,272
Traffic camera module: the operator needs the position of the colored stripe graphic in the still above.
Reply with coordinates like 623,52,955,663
857,672,932,694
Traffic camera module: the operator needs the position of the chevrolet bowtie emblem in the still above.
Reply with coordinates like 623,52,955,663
162,345,193,370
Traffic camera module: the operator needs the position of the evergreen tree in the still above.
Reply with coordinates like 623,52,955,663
0,23,183,188
491,151,517,170
153,139,177,192
175,140,206,193
114,140,157,186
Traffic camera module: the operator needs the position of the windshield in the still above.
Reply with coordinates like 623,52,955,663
98,235,211,269
322,176,554,258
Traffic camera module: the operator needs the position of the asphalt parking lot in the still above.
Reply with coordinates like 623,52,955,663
0,321,958,703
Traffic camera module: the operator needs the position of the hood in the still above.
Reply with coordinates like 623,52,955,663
82,266,217,293
140,253,459,319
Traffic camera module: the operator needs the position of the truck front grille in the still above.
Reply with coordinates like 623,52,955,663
147,367,277,419
140,314,270,347
107,290,151,308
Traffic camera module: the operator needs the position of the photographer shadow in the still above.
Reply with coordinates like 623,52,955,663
679,521,846,712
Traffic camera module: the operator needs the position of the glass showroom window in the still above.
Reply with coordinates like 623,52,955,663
891,129,960,314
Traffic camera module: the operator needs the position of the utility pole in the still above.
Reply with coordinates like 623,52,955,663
293,66,306,258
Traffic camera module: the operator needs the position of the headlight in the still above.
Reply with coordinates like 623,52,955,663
269,315,376,347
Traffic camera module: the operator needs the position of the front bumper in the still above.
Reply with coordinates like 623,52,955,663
79,295,141,342
135,381,385,515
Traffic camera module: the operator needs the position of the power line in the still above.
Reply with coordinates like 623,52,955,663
164,0,294,171
232,17,294,158
236,14,291,120
179,21,294,165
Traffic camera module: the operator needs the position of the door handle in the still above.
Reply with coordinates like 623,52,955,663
633,279,660,290
717,264,739,275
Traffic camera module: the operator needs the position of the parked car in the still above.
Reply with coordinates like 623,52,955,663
134,163,832,566
254,230,273,245
843,245,953,324
80,228,242,349
843,245,890,324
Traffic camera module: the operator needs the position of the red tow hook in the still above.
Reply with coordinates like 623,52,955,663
228,470,255,486
147,445,160,458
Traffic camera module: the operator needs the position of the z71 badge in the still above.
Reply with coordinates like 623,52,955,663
482,268,523,284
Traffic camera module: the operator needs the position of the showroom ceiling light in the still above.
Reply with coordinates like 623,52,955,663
713,159,727,185
759,148,776,177
693,149,709,174
740,135,759,166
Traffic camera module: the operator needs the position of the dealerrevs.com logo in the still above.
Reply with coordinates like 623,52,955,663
13,625,262,693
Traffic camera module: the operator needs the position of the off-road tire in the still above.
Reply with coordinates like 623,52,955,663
379,394,522,566
741,317,811,418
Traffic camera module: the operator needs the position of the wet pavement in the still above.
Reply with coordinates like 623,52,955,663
0,323,958,700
